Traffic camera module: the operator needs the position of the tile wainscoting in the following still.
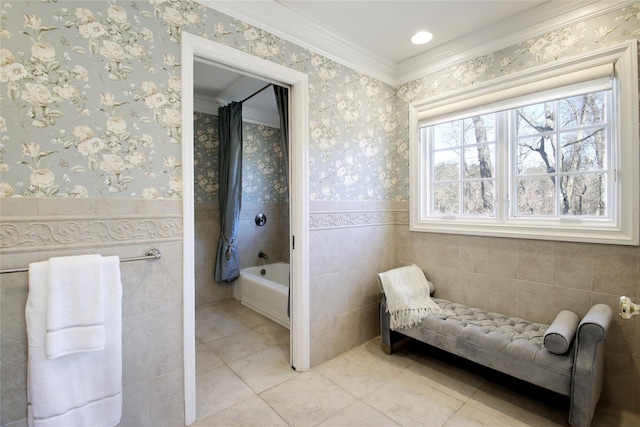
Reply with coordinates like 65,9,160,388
308,201,406,367
0,198,184,427
394,203,640,414
193,202,289,308
304,199,639,414
2,197,637,420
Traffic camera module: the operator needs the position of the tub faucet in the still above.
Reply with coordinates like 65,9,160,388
258,252,268,263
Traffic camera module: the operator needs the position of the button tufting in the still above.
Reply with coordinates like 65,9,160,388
433,299,547,346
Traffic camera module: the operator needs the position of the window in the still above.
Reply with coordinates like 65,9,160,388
427,113,496,217
409,41,639,245
513,90,609,218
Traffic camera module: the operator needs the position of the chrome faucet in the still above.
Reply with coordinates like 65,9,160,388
258,251,268,263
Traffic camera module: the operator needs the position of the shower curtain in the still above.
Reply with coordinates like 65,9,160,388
274,85,289,182
274,85,290,316
215,101,243,283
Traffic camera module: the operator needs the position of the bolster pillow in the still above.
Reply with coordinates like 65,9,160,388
544,310,580,354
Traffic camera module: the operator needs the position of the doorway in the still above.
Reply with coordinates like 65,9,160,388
181,33,310,425
192,59,288,308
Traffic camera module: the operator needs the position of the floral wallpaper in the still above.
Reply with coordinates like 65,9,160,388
0,0,401,201
0,0,638,202
242,121,287,203
0,1,190,199
396,6,640,108
193,112,218,202
193,111,287,203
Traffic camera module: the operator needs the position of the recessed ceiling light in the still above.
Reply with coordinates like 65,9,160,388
411,31,433,45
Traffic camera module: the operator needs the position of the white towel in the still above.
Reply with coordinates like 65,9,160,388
378,264,444,330
27,256,122,427
46,254,105,359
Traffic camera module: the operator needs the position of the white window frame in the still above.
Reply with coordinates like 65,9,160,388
409,41,639,245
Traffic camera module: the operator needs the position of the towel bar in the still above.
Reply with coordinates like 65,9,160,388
0,248,162,274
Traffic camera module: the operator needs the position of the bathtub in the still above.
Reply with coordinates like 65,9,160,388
238,262,290,329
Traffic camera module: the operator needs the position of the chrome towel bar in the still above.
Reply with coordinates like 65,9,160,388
0,248,162,275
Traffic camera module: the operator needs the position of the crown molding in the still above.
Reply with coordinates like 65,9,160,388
194,93,281,128
200,0,397,85
200,0,635,87
395,0,636,85
193,93,219,115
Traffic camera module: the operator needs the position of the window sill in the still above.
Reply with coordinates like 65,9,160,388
409,216,638,245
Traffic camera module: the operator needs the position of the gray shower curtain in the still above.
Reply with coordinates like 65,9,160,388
274,85,289,182
215,101,243,283
274,85,290,316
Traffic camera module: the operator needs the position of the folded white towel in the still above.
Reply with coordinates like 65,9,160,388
46,254,105,359
378,264,444,330
27,256,122,427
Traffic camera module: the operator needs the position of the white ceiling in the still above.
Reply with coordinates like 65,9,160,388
278,0,549,65
194,0,629,122
193,59,280,126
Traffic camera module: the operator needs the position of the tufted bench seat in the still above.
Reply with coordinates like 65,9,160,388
381,293,613,427
407,298,574,395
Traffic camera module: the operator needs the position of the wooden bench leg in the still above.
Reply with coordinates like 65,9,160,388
381,342,393,355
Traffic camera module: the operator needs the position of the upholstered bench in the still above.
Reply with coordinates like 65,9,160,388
380,292,613,427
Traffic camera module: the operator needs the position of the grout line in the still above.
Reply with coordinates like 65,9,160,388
195,299,295,423
194,299,607,427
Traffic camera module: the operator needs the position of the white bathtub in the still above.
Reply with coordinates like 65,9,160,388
239,262,290,329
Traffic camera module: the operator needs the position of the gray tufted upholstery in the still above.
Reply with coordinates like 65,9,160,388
411,298,575,396
380,293,612,427
435,299,548,344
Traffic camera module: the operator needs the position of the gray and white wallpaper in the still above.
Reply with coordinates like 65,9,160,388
1,1,640,423
241,121,287,203
0,1,639,201
396,10,640,106
193,111,287,203
0,0,402,201
193,111,218,202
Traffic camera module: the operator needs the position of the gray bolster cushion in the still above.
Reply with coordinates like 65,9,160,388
544,310,580,354
427,280,435,296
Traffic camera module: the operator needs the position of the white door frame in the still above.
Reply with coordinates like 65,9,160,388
181,32,310,425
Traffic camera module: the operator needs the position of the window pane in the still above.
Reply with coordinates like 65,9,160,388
560,129,606,172
560,173,607,216
463,114,495,143
559,92,606,128
516,177,555,215
516,102,555,135
464,145,494,179
516,136,557,175
427,88,610,220
411,44,635,244
433,121,462,150
433,183,459,214
464,181,494,215
433,149,460,181
429,113,496,218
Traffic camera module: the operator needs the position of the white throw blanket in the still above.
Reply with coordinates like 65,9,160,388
378,264,444,330
26,255,122,427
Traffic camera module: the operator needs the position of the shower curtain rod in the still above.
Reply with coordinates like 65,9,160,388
241,83,272,103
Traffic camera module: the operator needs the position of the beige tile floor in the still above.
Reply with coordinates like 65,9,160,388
192,300,640,427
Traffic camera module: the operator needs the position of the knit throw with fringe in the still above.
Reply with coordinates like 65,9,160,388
378,265,444,330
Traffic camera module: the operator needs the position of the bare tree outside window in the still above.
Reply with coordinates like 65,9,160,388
427,90,608,219
515,91,607,217
414,44,637,244
430,114,495,216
